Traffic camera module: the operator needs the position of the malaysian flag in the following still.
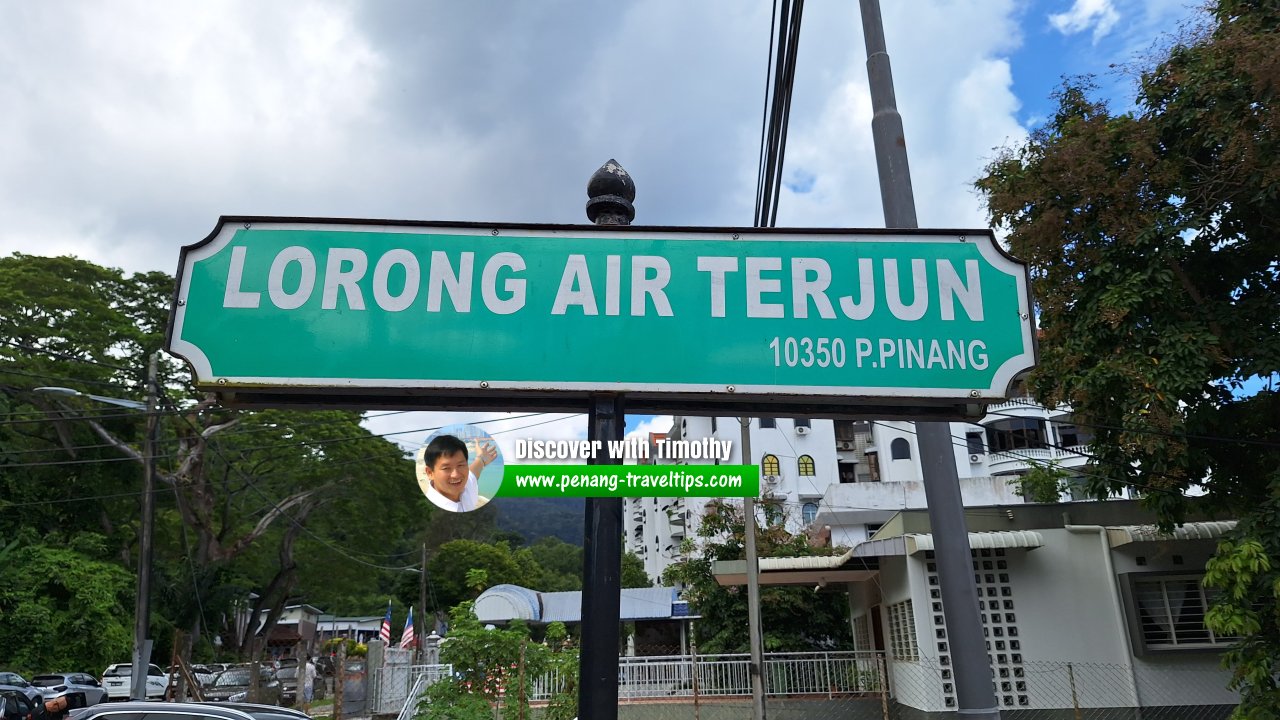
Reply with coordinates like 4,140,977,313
378,600,392,645
399,605,416,649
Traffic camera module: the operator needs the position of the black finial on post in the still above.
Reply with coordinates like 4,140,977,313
586,159,635,226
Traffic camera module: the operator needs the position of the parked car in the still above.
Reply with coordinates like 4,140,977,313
29,675,105,708
0,675,41,707
67,701,256,720
189,666,219,688
0,689,44,720
272,661,324,708
98,665,168,701
201,668,280,706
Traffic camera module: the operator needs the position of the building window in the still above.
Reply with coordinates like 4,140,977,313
838,462,857,484
798,455,816,476
1129,574,1233,651
794,417,811,428
853,615,872,652
986,418,1048,452
887,600,919,661
760,417,776,429
802,502,819,524
966,432,985,455
1056,422,1092,449
867,452,881,482
890,438,911,460
866,523,883,537
762,454,781,476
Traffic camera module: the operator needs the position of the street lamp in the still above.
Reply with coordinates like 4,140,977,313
34,352,159,701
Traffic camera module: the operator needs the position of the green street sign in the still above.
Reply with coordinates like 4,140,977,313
167,218,1035,417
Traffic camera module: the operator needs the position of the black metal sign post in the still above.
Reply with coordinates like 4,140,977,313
577,160,635,720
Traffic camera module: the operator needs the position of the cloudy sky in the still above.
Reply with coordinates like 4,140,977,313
0,0,1200,457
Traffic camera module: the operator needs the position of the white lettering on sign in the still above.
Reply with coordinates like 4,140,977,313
373,249,420,312
791,258,836,319
322,248,367,310
224,246,261,309
884,258,928,321
268,247,317,310
218,246,990,325
746,257,784,319
631,256,674,317
551,254,597,315
696,256,737,318
481,252,526,315
838,259,876,320
427,251,473,313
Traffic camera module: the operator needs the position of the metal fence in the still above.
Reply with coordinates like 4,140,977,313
528,651,883,702
384,651,1239,720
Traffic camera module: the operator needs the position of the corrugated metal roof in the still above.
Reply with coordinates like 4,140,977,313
478,586,679,624
909,530,1044,553
757,548,856,572
1106,521,1236,546
852,531,1043,557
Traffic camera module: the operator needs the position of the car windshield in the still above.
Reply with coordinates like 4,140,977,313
30,676,67,687
216,670,251,686
0,674,26,686
103,667,131,677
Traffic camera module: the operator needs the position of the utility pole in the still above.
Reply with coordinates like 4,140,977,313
577,159,633,720
418,543,428,665
739,418,767,720
131,352,159,700
858,2,999,717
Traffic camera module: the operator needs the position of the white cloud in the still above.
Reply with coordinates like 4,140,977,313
1049,0,1121,43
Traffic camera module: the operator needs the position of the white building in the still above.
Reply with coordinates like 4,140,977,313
624,414,840,583
717,501,1239,715
627,395,1101,582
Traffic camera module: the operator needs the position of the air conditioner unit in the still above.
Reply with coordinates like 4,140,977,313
969,454,982,463
763,474,781,486
837,440,855,451
795,426,810,435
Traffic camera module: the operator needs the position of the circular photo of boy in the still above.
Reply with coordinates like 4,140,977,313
416,424,504,512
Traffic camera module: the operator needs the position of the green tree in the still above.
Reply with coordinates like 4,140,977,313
0,530,134,674
1011,463,1073,503
976,2,1279,714
663,500,852,652
621,551,651,588
419,540,523,610
0,253,429,665
417,603,558,720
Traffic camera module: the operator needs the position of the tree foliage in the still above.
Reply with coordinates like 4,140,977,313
0,530,134,674
663,500,853,652
0,253,427,667
1012,463,1073,503
976,2,1278,714
417,603,574,720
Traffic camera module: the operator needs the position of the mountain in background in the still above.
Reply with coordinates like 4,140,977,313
493,496,585,546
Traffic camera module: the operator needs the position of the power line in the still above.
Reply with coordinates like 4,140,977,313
0,366,139,391
982,406,1280,450
0,339,136,373
753,0,805,228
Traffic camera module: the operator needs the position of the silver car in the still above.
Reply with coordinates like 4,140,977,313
69,701,256,720
30,674,106,708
